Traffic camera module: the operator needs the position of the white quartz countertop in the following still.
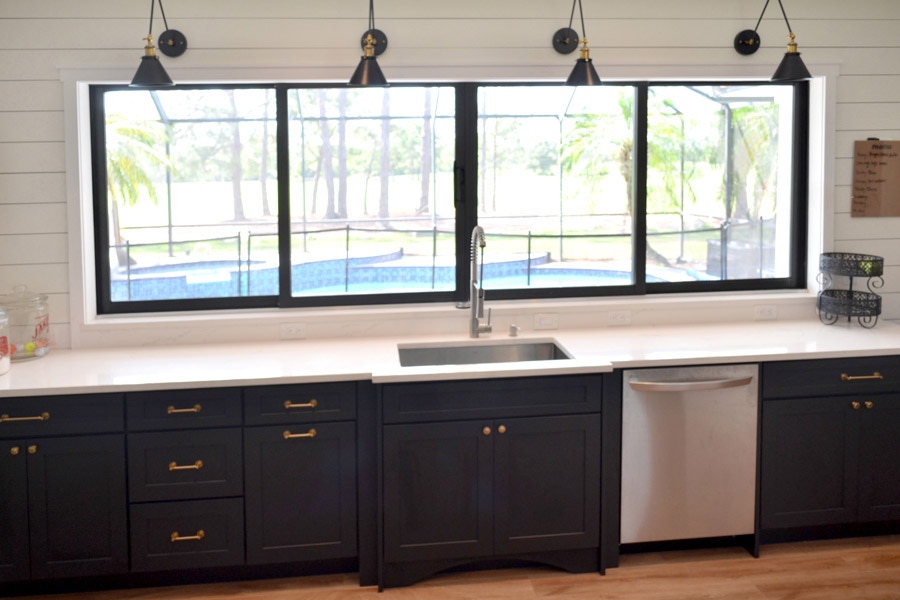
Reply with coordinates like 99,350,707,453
3,318,900,397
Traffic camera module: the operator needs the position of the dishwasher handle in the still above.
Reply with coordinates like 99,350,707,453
628,376,753,393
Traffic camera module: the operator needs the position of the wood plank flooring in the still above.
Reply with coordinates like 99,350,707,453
10,535,900,600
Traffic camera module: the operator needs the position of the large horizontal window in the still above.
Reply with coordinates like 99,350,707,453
90,81,807,314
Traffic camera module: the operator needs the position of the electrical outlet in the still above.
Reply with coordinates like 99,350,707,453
279,323,307,340
533,313,559,330
754,305,778,321
608,310,632,326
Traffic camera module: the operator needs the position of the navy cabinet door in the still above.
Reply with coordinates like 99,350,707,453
383,420,493,563
493,414,601,555
760,397,859,529
244,422,357,564
859,395,900,522
27,434,128,580
0,440,29,582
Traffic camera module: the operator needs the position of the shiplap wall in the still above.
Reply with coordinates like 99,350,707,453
1,0,900,349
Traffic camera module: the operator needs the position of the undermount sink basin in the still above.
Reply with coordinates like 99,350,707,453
398,341,571,367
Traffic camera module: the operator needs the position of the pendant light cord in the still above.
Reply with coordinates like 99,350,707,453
565,0,587,40
775,0,794,34
369,0,376,31
147,0,171,37
754,0,794,34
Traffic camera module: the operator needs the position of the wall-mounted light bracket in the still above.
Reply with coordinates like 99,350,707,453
734,29,761,55
158,29,188,57
360,28,388,56
553,27,579,55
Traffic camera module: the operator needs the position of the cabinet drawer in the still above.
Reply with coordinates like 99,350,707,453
763,356,900,399
130,498,244,572
0,394,123,438
381,375,602,423
244,382,356,425
128,428,243,502
126,388,242,431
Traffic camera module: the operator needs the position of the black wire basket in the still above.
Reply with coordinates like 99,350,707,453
818,252,883,277
817,252,883,328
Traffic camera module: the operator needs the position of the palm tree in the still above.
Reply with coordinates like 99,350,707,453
105,113,171,267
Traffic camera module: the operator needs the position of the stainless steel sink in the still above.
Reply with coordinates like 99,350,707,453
398,341,571,367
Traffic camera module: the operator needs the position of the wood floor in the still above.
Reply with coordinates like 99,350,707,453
11,535,900,600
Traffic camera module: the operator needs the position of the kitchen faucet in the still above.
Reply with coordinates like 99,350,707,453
462,225,492,338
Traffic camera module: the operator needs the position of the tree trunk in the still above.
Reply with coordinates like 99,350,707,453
226,90,246,221
418,89,433,215
260,88,272,217
378,90,391,220
337,90,348,219
318,90,337,219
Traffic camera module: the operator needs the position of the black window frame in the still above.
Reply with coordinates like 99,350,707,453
89,79,808,315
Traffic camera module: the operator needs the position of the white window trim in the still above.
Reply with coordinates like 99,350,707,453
62,64,837,349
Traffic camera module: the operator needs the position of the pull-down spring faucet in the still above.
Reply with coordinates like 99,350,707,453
465,225,492,338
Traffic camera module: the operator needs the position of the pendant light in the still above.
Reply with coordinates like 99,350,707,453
552,0,601,86
130,0,187,88
349,0,389,86
734,0,811,81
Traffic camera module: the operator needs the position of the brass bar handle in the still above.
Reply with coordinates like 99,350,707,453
167,404,202,415
283,399,318,410
852,401,861,410
841,372,883,382
0,412,50,423
283,428,317,440
168,460,203,472
170,530,205,543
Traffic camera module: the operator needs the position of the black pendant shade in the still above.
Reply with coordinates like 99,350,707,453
349,1,389,86
566,51,601,86
349,34,388,86
553,0,601,86
771,37,811,81
130,38,174,87
130,0,184,88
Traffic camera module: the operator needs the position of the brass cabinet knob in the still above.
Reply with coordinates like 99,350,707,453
27,445,37,454
497,424,507,434
10,446,20,456
852,401,861,410
482,426,491,436
865,400,874,409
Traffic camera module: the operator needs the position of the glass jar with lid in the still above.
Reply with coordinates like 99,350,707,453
0,285,50,361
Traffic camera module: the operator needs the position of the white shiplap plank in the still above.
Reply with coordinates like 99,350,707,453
0,173,67,205
0,82,63,112
0,204,68,235
0,233,68,265
0,263,68,295
833,213,900,242
0,111,64,143
0,142,65,175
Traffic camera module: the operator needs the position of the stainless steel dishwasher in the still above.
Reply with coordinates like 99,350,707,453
621,363,758,544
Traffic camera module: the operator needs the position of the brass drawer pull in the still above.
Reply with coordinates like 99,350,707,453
1,412,50,423
841,372,883,382
167,404,202,415
283,428,317,440
170,530,205,543
168,460,203,472
283,399,318,410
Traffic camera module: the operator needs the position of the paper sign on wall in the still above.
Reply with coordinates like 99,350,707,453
852,139,900,217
